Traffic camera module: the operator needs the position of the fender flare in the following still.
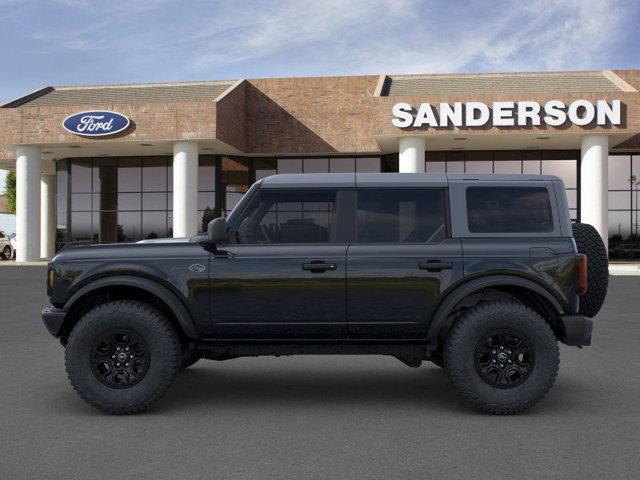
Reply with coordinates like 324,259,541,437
63,275,198,339
426,275,565,340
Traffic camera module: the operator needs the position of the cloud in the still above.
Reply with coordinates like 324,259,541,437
0,0,637,104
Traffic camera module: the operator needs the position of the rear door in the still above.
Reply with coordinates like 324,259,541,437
346,187,463,339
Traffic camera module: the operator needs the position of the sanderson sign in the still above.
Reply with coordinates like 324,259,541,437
391,99,622,128
63,110,131,137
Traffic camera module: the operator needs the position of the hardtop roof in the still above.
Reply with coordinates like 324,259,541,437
259,172,562,188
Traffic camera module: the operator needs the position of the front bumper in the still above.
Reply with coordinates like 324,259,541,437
559,314,593,346
42,305,67,338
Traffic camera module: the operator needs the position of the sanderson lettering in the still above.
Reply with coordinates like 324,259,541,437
391,100,622,128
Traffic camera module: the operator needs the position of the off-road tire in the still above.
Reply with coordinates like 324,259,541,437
65,300,181,414
572,222,608,318
444,301,560,414
1,245,11,260
180,349,201,369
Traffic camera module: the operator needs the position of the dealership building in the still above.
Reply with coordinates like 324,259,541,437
0,69,639,262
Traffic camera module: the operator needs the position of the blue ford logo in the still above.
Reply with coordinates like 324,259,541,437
63,110,130,137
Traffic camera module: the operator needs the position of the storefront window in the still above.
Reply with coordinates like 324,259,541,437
608,154,639,259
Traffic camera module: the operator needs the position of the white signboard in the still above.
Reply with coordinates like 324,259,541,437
391,100,622,128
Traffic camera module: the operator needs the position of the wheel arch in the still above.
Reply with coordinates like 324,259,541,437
427,275,565,342
60,275,198,342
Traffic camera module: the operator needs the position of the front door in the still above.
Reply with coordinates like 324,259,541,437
211,188,348,339
347,188,464,339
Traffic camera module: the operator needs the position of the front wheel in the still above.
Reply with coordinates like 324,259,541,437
444,301,559,414
1,245,11,260
65,300,181,414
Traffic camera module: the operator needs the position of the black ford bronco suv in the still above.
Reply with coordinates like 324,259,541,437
42,173,608,415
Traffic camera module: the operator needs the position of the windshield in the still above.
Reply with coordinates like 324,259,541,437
225,180,262,228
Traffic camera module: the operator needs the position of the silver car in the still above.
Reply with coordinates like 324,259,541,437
0,230,14,260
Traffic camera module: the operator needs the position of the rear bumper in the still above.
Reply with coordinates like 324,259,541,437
42,305,67,338
559,314,593,346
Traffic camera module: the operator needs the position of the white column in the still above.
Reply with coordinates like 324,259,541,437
40,173,56,259
15,145,41,262
172,141,199,237
399,137,425,173
580,134,609,251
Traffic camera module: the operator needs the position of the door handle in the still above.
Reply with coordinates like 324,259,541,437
302,262,337,272
418,260,453,272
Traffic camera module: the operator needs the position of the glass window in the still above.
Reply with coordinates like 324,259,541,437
70,211,93,242
197,192,215,211
609,191,631,210
426,161,446,173
465,161,493,174
277,158,302,173
142,211,167,239
221,157,249,215
118,211,141,241
356,189,446,243
143,157,167,192
542,159,576,188
608,155,631,190
71,159,92,192
56,160,68,228
198,156,215,191
235,189,337,244
118,193,141,211
493,160,522,174
142,193,167,211
255,158,277,180
466,187,553,233
330,158,355,173
356,157,380,173
446,161,464,173
117,158,141,192
304,158,328,173
566,189,578,210
522,160,541,174
71,193,92,211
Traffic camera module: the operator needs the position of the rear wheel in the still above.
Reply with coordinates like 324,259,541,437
444,301,559,414
65,300,181,414
1,245,11,260
572,222,608,318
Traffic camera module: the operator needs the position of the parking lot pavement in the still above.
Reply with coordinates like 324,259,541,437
1,267,639,480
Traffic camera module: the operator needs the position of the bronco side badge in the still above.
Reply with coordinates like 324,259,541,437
189,263,206,273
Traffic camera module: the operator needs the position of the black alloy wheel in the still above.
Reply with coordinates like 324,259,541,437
91,330,151,388
474,330,533,388
2,245,11,260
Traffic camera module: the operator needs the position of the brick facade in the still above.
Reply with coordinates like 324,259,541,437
0,70,639,159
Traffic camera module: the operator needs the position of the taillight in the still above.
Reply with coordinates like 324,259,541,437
575,254,588,295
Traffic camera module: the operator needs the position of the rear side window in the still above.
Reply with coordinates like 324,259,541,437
466,187,553,233
356,189,446,243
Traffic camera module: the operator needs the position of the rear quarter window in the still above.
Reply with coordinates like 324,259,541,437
466,187,554,233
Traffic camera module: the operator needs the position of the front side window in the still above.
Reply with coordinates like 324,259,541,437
356,189,446,243
466,187,553,233
235,189,337,244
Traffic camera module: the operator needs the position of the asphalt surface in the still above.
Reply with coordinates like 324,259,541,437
1,267,639,480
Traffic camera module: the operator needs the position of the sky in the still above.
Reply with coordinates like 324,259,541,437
1,0,639,193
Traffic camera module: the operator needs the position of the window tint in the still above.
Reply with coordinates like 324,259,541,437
235,189,337,244
466,187,553,233
356,189,446,243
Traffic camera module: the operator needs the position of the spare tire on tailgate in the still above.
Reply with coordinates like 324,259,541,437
572,222,609,317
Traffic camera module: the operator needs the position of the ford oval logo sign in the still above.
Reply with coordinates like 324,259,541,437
62,110,130,137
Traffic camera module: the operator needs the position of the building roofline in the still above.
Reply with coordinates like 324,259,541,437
1,86,54,108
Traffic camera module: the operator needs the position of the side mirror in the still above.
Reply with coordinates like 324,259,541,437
207,217,227,243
